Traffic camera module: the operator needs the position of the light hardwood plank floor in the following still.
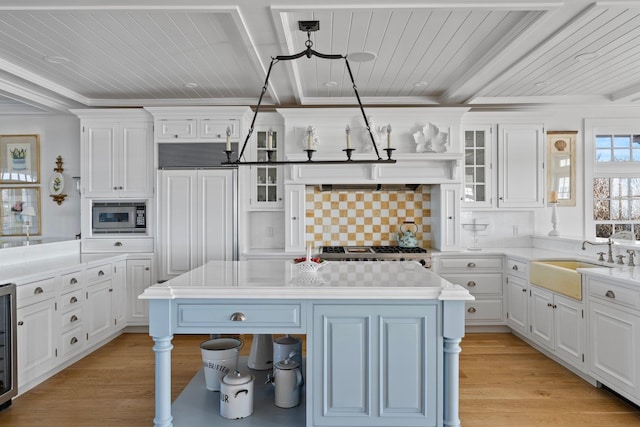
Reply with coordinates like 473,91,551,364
0,332,638,426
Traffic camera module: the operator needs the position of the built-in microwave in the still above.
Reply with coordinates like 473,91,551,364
92,201,147,234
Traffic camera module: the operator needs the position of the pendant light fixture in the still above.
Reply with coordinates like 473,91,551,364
223,21,396,166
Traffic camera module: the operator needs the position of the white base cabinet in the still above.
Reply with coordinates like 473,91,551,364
126,257,153,325
17,296,57,387
587,276,640,405
312,304,438,427
437,255,503,325
529,285,585,370
506,274,529,336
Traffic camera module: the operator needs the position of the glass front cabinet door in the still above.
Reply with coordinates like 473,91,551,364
251,126,283,209
462,125,493,208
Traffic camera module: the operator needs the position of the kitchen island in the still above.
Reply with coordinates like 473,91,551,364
140,260,473,427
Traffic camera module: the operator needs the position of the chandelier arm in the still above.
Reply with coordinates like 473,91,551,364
236,57,278,162
344,57,382,160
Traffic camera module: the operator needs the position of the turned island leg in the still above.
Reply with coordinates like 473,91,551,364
442,300,465,427
153,335,174,427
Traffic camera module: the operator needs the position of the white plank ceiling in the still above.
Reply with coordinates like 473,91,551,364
0,0,639,113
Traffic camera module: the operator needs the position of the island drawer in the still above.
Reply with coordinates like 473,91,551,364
60,289,82,312
177,304,302,329
61,270,83,289
60,307,83,330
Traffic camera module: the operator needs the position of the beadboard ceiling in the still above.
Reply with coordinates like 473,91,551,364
0,0,639,114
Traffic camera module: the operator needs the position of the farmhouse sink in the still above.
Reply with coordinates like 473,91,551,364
529,260,607,300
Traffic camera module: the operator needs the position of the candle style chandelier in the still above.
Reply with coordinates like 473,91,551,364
223,21,396,166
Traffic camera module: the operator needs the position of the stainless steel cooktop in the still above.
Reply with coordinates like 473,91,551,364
320,246,431,267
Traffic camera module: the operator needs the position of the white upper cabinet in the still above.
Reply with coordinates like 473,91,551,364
75,109,153,198
497,124,545,208
462,123,544,209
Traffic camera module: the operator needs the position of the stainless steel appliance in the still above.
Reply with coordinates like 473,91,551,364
91,201,147,234
320,246,432,268
0,283,17,410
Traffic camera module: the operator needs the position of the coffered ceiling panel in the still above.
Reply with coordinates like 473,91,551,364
0,1,638,113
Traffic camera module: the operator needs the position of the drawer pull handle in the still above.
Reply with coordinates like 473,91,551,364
70,296,78,304
70,278,78,285
605,290,616,299
70,337,78,345
230,312,246,322
98,270,105,276
522,288,527,293
34,287,43,294
467,262,476,268
467,307,477,313
114,242,123,247
70,315,78,323
512,265,519,271
467,281,477,287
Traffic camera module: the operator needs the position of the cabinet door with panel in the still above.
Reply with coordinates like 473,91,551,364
159,169,235,279
505,274,529,336
127,257,152,325
250,125,284,209
431,184,460,251
497,124,544,208
529,285,585,369
313,304,438,427
112,260,127,329
81,118,152,198
284,184,306,252
85,277,113,345
462,125,493,208
17,298,57,388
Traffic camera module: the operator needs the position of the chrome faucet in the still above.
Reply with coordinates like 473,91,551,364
582,238,614,263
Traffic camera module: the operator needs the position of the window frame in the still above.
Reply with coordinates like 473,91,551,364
585,119,640,241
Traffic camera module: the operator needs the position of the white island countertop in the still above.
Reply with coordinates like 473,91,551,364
140,260,474,301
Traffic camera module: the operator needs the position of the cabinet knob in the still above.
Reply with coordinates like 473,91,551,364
113,186,118,190
605,290,616,299
522,288,527,293
467,281,477,287
109,288,113,292
499,197,504,200
512,265,519,271
467,262,476,268
448,216,453,220
145,267,150,271
467,307,477,313
70,296,78,304
229,312,246,322
34,286,44,295
18,321,23,326
547,303,553,307
292,216,297,220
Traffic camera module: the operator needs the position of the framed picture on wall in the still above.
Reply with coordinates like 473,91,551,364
0,134,40,183
0,186,41,236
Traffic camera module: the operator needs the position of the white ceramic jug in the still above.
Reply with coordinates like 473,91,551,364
247,334,273,370
220,370,254,419
274,359,303,408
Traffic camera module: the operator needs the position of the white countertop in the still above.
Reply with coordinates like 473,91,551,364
140,260,474,301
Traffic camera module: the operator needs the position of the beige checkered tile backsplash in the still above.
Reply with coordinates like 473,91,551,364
305,185,431,248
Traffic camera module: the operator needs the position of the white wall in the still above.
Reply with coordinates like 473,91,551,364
0,114,81,242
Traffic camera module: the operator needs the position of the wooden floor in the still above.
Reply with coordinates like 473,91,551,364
1,332,639,426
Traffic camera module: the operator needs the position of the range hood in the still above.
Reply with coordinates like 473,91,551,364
316,183,422,191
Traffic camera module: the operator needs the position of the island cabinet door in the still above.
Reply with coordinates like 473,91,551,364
312,304,438,427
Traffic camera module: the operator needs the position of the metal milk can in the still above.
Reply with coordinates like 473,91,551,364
273,358,303,408
219,370,254,419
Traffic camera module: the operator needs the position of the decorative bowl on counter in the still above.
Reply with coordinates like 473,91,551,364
295,260,327,273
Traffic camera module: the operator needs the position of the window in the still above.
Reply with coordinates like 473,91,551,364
589,130,640,240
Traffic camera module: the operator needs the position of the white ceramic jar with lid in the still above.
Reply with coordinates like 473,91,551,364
219,370,254,419
274,358,303,408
